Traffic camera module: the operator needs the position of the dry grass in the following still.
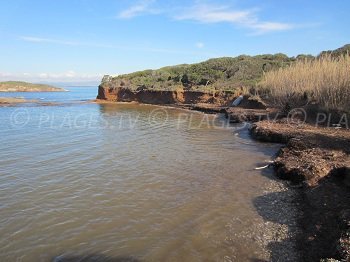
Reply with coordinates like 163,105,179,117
260,54,350,112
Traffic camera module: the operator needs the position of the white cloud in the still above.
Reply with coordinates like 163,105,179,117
176,4,253,24
64,70,77,78
38,73,49,78
117,0,159,19
20,36,79,46
245,22,294,35
196,42,204,49
174,3,294,34
0,71,103,83
20,36,47,42
116,2,295,34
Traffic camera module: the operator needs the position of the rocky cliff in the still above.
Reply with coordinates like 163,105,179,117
97,80,237,106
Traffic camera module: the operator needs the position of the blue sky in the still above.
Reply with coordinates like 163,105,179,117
0,0,349,83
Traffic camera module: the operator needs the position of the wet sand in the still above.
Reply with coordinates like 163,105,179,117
0,97,38,105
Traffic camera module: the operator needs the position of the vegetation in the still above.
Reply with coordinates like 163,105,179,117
106,44,349,113
319,44,350,58
0,81,64,92
110,54,295,92
260,54,350,112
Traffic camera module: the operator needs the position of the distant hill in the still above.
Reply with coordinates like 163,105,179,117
319,44,350,57
0,81,65,92
37,81,99,87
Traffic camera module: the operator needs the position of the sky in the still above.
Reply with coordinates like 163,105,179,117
0,0,349,84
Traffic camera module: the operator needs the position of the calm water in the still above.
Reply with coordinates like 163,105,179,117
0,87,285,261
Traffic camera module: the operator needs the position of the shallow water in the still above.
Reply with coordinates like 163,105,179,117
0,87,290,261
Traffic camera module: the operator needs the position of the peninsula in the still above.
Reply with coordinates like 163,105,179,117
0,81,65,92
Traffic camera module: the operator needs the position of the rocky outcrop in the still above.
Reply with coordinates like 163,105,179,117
96,82,237,106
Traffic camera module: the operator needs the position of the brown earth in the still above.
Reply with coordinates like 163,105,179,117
0,97,83,107
97,84,272,110
250,119,350,185
250,120,350,261
97,83,238,105
0,97,38,105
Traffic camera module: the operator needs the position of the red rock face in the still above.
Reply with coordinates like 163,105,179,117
97,84,117,101
96,84,237,106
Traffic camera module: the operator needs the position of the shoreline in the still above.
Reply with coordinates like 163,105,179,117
10,92,346,260
250,120,350,261
92,99,226,116
94,98,301,261
4,94,348,260
94,98,350,261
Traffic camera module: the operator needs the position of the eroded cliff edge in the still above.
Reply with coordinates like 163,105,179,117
97,80,237,106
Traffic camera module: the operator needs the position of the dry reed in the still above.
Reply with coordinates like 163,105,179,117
260,54,350,112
